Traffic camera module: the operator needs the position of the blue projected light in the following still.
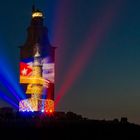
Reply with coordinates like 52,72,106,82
0,38,26,107
0,90,18,109
0,67,25,100
0,75,20,102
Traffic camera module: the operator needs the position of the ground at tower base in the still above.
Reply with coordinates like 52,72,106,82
0,107,140,139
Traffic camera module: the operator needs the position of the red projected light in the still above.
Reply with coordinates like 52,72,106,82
45,109,53,115
55,0,123,107
49,109,53,113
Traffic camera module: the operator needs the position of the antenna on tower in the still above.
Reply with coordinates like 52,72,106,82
32,0,36,12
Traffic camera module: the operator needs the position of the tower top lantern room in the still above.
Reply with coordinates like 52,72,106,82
19,6,56,113
32,10,43,18
31,6,44,25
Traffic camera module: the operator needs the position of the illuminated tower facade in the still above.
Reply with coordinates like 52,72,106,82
19,7,55,113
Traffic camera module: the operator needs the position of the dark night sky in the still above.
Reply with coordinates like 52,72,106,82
0,0,140,124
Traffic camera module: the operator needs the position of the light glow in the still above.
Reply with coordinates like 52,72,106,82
32,12,43,18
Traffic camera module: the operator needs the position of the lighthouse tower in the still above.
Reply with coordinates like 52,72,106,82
19,6,55,113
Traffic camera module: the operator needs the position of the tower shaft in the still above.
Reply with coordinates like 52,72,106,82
19,7,55,112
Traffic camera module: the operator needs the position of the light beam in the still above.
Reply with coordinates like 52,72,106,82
55,0,123,106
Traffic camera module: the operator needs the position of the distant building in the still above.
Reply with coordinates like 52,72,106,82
0,107,13,118
0,107,13,113
120,117,128,124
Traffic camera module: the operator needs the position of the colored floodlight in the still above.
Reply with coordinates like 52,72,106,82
0,90,18,109
49,109,53,113
55,0,122,106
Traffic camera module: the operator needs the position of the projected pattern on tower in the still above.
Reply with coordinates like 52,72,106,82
19,7,55,112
